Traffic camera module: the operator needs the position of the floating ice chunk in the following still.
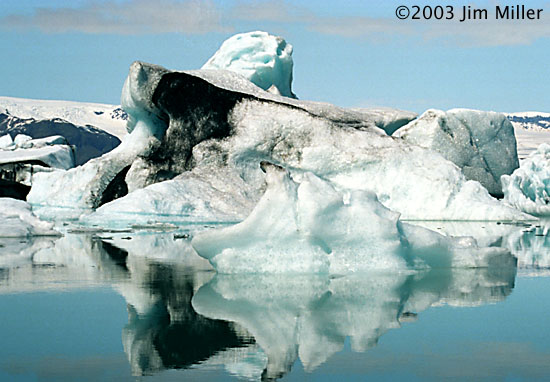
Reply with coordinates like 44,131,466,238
192,164,330,274
502,144,550,216
192,164,514,274
202,31,296,98
0,198,60,237
395,109,519,196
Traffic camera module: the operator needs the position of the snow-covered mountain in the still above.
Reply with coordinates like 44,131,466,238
506,112,550,131
0,96,128,139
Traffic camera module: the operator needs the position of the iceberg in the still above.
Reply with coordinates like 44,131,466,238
27,33,531,228
0,134,75,170
191,164,515,274
502,144,550,216
395,109,519,196
202,31,296,98
0,198,60,237
0,111,121,165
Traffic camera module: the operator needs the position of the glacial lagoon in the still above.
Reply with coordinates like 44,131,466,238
1,224,550,381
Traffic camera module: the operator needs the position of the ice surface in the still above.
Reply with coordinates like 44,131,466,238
502,143,550,215
83,167,257,226
351,107,418,135
0,198,60,237
192,164,514,274
395,109,519,196
202,31,296,98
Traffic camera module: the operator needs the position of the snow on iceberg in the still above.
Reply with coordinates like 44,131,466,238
395,109,519,196
502,143,550,215
191,164,515,274
0,198,60,237
202,31,296,98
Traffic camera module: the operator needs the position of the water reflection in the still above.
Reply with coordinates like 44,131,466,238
192,266,516,380
0,226,546,380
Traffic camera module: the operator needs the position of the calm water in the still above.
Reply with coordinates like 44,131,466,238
1,225,550,381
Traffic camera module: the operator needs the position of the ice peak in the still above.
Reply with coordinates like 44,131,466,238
202,31,296,98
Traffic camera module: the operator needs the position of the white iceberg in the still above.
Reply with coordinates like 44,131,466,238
0,198,59,237
502,144,550,216
395,109,519,196
202,31,295,98
0,134,74,170
192,164,514,274
28,43,530,224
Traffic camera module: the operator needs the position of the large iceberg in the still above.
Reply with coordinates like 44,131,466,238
502,143,550,215
395,109,519,196
28,33,530,227
202,31,296,98
192,163,514,274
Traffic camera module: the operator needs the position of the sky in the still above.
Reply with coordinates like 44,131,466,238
0,0,549,114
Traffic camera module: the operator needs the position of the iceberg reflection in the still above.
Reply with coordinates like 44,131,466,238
192,266,516,380
0,232,523,380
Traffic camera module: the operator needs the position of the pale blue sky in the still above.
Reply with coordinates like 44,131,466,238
0,0,549,113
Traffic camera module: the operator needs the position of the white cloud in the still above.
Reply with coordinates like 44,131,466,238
1,0,230,35
2,0,550,46
230,0,550,47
